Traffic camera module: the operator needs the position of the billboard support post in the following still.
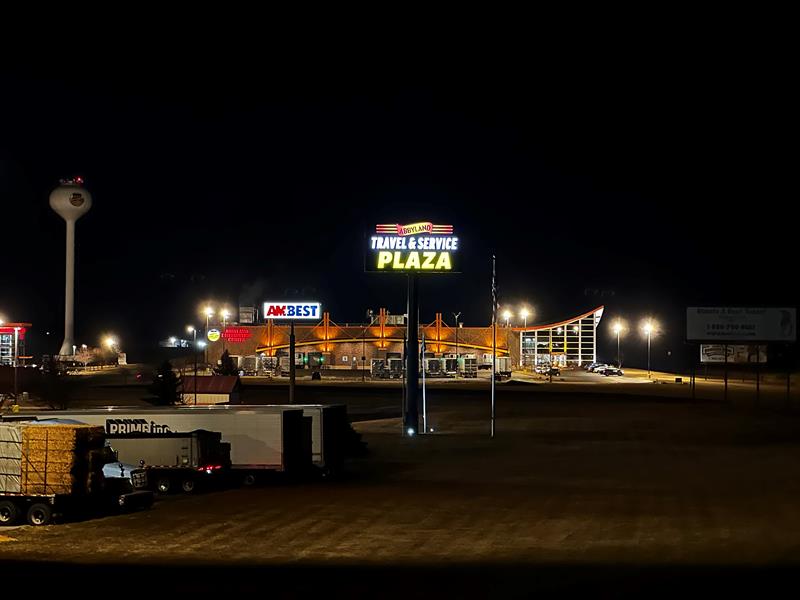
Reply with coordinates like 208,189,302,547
787,352,791,411
755,345,760,406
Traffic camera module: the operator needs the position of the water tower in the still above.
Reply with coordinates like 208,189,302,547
50,177,92,356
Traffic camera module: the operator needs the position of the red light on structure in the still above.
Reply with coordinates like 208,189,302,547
74,176,84,184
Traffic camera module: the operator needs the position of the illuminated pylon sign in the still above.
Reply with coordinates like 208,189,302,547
367,223,460,273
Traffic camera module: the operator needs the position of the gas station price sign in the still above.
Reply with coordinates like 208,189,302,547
366,222,460,273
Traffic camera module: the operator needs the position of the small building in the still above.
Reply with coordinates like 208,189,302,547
181,375,240,405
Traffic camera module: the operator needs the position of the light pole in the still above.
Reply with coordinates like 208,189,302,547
452,312,461,357
643,321,654,378
520,308,529,329
613,321,623,367
187,325,197,405
203,306,214,367
503,309,512,328
221,309,230,351
363,310,372,382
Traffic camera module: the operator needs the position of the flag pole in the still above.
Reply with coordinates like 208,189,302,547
491,254,496,438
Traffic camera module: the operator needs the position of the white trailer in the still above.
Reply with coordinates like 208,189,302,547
11,404,348,478
9,406,311,484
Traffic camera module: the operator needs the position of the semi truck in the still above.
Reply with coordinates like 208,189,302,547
458,355,478,378
370,358,388,379
106,429,231,494
9,405,331,483
387,357,404,378
0,421,153,526
240,355,259,376
443,357,459,377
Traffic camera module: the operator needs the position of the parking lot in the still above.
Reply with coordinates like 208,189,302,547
4,390,800,595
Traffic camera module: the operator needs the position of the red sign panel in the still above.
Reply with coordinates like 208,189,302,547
0,327,26,340
222,327,252,343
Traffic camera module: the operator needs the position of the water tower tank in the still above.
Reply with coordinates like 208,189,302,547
49,179,93,221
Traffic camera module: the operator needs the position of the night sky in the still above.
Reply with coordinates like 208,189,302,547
1,53,794,369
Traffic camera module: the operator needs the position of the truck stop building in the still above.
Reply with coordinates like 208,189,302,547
0,323,30,367
205,306,604,371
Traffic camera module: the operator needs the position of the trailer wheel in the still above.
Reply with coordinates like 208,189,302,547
242,473,256,486
0,500,20,525
181,478,195,493
26,503,53,526
156,477,172,494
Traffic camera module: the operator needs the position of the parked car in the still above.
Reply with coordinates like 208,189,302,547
592,365,611,374
588,363,607,372
602,367,624,376
547,367,560,376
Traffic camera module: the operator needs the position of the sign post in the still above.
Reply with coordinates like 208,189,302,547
262,302,322,405
406,274,419,435
289,321,296,404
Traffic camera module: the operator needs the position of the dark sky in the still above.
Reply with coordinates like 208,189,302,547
1,48,795,368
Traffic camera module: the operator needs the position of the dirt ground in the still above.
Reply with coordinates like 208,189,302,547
3,392,800,595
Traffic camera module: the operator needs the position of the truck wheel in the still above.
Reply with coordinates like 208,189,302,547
181,478,195,493
156,477,172,494
242,473,256,486
0,500,19,525
26,503,53,526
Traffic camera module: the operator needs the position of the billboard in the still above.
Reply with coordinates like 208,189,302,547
263,302,321,320
686,307,796,342
700,344,767,364
366,222,460,273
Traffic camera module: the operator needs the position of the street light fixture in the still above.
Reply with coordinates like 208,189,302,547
520,308,529,328
502,309,512,328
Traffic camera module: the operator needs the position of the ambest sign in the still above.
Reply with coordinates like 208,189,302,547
263,302,321,320
367,222,460,272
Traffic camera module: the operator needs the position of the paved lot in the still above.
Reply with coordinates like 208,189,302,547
3,392,800,595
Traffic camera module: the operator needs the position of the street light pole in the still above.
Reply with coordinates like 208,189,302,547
452,312,461,357
204,306,213,367
617,329,621,368
647,330,651,378
187,326,198,405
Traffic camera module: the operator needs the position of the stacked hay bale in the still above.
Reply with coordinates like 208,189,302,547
0,422,106,496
